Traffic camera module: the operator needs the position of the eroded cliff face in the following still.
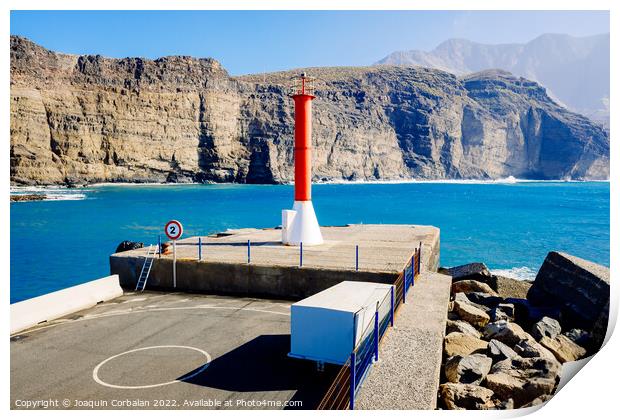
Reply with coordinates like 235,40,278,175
10,36,609,185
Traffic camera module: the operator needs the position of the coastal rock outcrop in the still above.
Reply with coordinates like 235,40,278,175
514,339,557,362
10,194,45,202
439,383,495,410
438,251,607,410
531,316,562,341
446,320,482,338
444,332,488,358
452,280,497,296
487,339,518,363
115,241,144,253
539,335,587,363
10,36,609,186
440,263,493,282
454,300,490,328
483,321,531,346
445,354,493,385
484,357,560,407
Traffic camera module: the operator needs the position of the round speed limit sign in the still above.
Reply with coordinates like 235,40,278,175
165,220,183,241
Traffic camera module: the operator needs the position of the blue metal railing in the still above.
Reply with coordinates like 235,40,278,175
318,245,422,410
349,292,390,408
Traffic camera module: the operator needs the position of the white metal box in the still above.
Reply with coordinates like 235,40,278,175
289,281,393,365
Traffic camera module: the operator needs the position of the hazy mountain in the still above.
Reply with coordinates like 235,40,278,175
376,33,610,122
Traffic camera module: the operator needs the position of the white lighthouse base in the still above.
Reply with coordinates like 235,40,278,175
282,201,323,246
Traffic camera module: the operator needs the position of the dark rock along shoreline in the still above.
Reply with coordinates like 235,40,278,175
10,36,609,186
438,252,609,409
10,194,45,202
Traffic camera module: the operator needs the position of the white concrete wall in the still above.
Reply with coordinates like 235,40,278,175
10,275,123,334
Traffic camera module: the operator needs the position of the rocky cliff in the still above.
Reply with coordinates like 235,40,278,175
10,36,609,186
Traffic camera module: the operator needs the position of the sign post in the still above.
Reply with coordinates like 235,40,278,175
164,220,183,288
173,241,177,288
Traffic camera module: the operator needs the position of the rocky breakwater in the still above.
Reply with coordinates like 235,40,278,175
10,36,609,186
438,252,609,409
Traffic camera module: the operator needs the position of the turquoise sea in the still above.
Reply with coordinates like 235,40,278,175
10,181,609,303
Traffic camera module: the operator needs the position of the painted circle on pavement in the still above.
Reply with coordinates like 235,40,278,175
92,345,211,389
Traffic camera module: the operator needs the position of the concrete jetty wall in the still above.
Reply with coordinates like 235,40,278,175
111,257,397,300
10,275,123,334
110,225,440,301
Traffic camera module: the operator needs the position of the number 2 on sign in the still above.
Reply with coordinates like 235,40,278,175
165,220,183,240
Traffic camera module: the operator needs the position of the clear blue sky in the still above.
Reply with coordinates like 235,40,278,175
10,10,609,75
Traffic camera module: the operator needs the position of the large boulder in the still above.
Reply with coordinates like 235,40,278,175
483,321,532,346
483,320,507,338
466,292,503,308
487,339,519,363
444,332,488,358
591,301,610,350
454,300,490,328
539,335,587,363
441,262,493,283
439,383,495,410
445,354,493,385
528,252,609,346
453,292,471,305
531,317,562,341
514,339,558,363
115,240,144,253
489,303,515,322
454,292,490,312
484,357,560,407
446,319,482,338
452,280,498,296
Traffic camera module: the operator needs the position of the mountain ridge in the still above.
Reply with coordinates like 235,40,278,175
10,36,609,186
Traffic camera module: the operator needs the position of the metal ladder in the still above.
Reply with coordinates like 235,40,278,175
135,245,155,291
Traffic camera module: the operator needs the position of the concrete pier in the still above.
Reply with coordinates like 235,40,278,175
12,223,449,410
356,271,452,409
10,292,336,409
111,224,440,300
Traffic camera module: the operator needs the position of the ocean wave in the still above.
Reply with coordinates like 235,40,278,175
491,266,537,281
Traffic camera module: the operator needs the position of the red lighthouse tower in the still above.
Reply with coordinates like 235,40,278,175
282,73,323,245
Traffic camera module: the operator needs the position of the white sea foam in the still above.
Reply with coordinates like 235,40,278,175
10,186,89,202
87,181,201,187
491,266,537,281
316,177,609,185
11,178,609,190
42,193,87,201
11,186,68,192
